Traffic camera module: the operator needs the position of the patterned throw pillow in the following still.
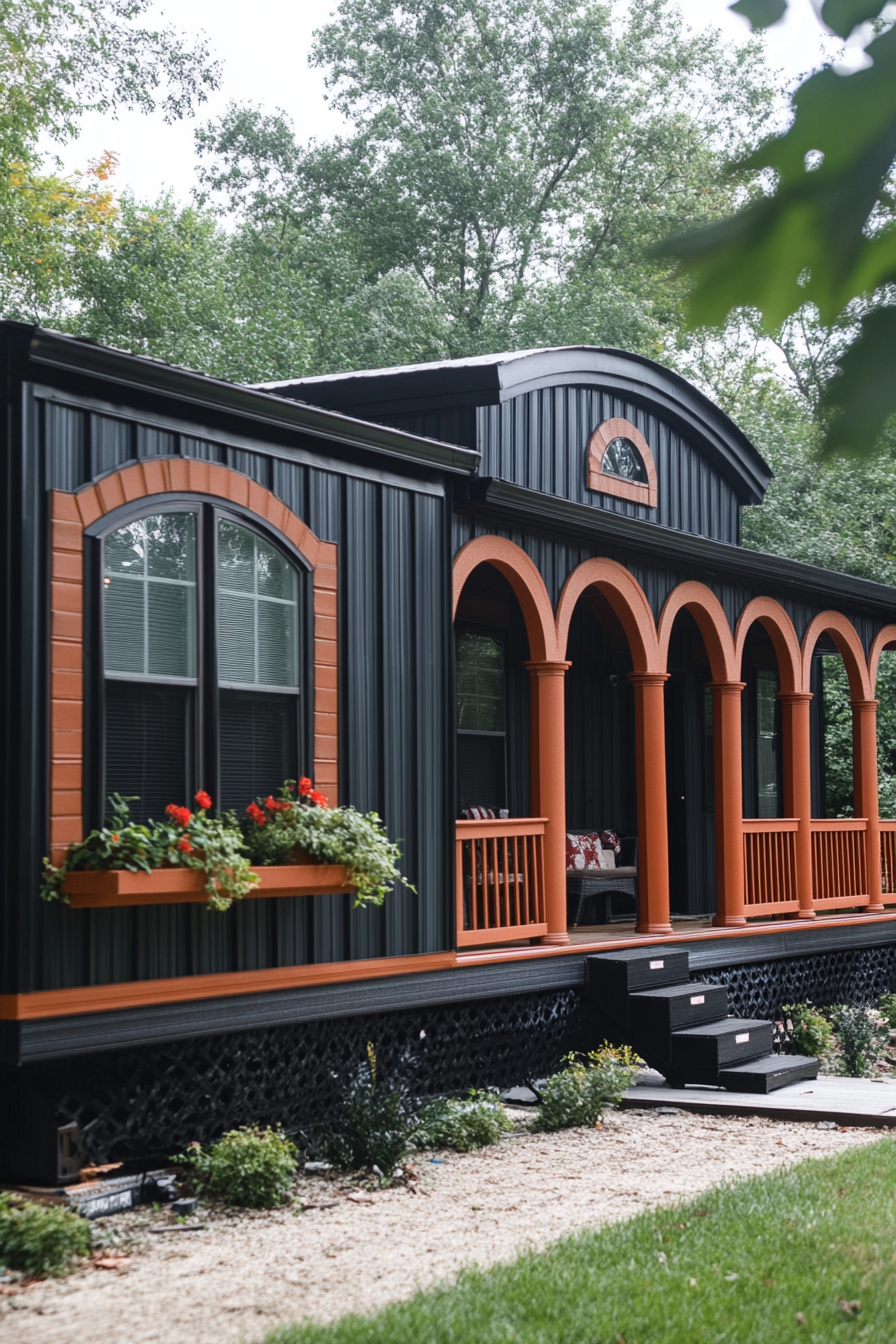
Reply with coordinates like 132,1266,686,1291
597,846,616,870
565,833,602,871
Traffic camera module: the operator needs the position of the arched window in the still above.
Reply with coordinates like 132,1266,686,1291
586,417,658,508
601,436,648,484
100,506,303,822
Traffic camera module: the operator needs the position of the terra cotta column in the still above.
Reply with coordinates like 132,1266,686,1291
852,698,884,912
778,692,815,918
709,681,746,927
525,660,571,945
628,672,672,934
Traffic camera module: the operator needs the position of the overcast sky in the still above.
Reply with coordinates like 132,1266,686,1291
55,0,839,203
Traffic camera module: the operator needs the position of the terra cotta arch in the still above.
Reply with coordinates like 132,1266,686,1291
868,625,896,692
800,611,872,700
733,597,801,696
657,581,737,683
452,534,559,662
554,557,660,671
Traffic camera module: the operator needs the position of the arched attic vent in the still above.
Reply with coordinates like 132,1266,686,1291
587,417,657,509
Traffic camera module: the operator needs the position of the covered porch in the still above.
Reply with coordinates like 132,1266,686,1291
453,534,896,952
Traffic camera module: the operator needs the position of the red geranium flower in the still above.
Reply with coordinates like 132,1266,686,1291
309,790,328,808
194,790,213,811
298,777,312,796
247,802,266,827
111,833,120,843
166,804,193,828
178,837,193,853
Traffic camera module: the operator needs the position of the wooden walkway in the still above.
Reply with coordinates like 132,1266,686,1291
623,1071,896,1127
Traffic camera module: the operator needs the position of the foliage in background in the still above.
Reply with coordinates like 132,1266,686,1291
533,1046,640,1131
879,991,896,1028
782,1002,835,1064
829,1004,890,1078
324,1043,420,1177
663,0,896,460
174,1126,298,1209
417,1090,513,1152
0,1192,91,1277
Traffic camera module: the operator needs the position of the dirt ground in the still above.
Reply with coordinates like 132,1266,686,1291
1,1107,887,1344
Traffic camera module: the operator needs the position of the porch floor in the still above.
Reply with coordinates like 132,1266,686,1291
623,1070,896,1127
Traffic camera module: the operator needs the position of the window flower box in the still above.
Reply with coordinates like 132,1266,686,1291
61,864,356,910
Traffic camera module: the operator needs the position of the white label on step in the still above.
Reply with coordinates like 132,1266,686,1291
649,959,664,970
690,995,705,1005
735,1032,750,1044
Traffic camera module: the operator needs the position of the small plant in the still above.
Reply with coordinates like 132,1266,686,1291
0,1193,91,1277
242,780,415,906
879,992,896,1028
417,1090,513,1152
829,1004,889,1078
783,1002,835,1061
173,1125,298,1208
534,1047,640,1132
324,1043,420,1176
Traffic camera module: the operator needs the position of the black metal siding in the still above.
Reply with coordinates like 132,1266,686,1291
21,387,452,992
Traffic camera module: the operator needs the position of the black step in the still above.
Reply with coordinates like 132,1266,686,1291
670,1017,773,1084
717,1054,820,1094
586,948,690,1028
629,982,729,1044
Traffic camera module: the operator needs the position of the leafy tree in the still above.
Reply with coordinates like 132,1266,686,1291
662,0,896,458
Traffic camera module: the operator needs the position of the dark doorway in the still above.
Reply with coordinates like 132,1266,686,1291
664,609,716,916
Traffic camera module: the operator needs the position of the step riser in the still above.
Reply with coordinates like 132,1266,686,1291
717,1056,820,1094
629,985,729,1038
671,1022,774,1077
586,950,690,1029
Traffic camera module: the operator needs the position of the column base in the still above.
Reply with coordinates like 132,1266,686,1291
793,908,816,919
866,903,885,913
712,915,747,928
539,931,571,946
636,922,673,936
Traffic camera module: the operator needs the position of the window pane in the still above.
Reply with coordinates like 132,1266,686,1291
602,436,648,483
457,633,504,732
105,681,193,824
458,734,505,812
219,690,298,811
757,668,780,818
217,519,299,689
104,513,196,678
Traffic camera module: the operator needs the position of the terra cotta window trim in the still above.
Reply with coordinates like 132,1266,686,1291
586,417,658,509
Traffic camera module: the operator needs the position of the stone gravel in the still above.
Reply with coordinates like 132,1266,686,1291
1,1107,886,1344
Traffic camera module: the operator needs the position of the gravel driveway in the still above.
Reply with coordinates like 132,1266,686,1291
2,1107,885,1344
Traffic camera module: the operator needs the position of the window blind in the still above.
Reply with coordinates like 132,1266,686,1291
217,520,298,688
219,690,298,811
104,681,193,823
103,513,197,679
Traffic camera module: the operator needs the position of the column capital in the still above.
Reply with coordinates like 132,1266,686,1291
627,671,669,688
849,699,880,712
777,692,813,705
523,660,571,676
707,680,746,696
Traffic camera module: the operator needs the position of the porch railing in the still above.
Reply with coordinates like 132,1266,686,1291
879,820,896,899
742,818,800,915
455,818,548,948
810,819,869,909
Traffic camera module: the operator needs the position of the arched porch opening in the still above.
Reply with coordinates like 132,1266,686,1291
658,583,740,927
801,614,881,913
870,627,896,902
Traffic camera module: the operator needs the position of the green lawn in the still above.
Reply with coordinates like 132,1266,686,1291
264,1137,896,1344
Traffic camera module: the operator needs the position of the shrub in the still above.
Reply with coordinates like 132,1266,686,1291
830,1005,889,1077
879,992,896,1028
0,1193,91,1277
783,1002,835,1060
174,1126,298,1208
418,1090,513,1152
324,1044,419,1176
534,1048,640,1132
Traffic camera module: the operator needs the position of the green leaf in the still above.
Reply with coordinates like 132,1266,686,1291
821,305,896,457
821,0,890,39
729,0,787,30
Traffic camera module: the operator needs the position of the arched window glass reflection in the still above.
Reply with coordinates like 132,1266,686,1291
602,436,648,484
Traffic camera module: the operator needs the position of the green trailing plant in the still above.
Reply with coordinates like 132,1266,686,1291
783,1003,835,1063
242,780,415,907
879,992,896,1029
829,1005,889,1079
173,1125,298,1209
417,1090,513,1152
534,1046,640,1132
0,1193,91,1277
40,791,258,912
324,1043,420,1177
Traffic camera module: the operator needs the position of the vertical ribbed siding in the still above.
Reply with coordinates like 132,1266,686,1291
475,388,742,544
34,404,452,989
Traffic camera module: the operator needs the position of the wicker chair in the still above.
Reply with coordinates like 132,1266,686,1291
566,833,639,926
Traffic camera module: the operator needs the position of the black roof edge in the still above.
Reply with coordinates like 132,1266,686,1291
13,324,480,477
470,478,896,619
262,346,770,506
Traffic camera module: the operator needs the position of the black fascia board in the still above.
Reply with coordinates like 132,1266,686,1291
17,324,480,477
263,346,771,506
468,477,896,618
